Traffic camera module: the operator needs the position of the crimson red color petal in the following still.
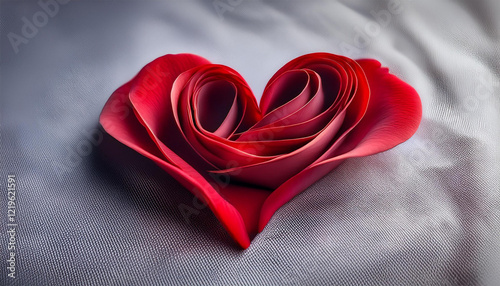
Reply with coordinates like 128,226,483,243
258,58,422,231
100,54,255,248
100,53,422,249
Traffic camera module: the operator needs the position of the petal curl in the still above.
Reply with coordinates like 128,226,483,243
100,55,261,249
101,53,422,248
258,59,422,231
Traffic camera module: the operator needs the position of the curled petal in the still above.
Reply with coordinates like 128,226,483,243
258,59,422,231
101,52,422,248
214,54,370,189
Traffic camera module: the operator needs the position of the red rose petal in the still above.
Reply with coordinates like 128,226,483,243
171,65,270,168
212,108,346,189
101,55,261,249
128,54,210,138
101,53,422,249
257,69,312,122
100,81,167,162
262,69,325,127
258,59,422,231
194,80,239,137
213,55,369,190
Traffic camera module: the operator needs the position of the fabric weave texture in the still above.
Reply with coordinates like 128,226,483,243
1,0,499,285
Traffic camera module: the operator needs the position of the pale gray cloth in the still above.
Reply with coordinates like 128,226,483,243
1,0,499,285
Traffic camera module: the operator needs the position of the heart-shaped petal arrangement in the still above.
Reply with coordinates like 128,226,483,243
100,53,422,248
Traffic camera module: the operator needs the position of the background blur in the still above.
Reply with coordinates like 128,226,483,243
1,0,499,285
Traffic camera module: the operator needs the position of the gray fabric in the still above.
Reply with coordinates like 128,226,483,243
1,0,499,285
